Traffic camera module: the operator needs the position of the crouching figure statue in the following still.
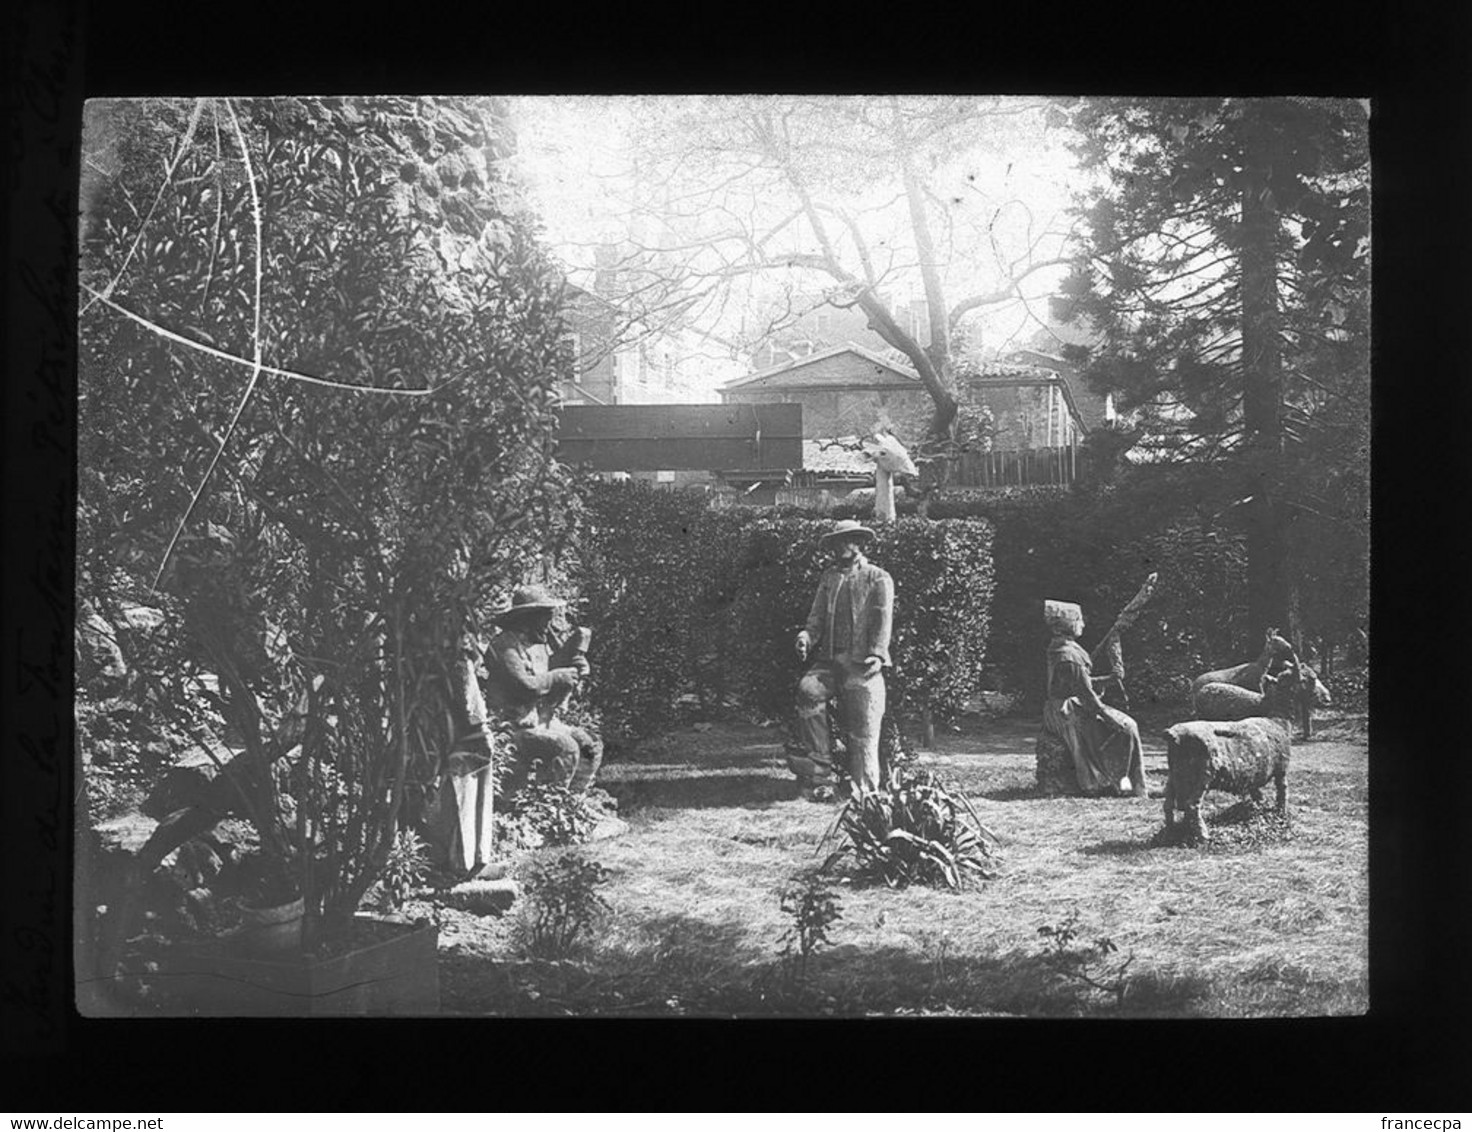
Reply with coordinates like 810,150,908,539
483,585,603,797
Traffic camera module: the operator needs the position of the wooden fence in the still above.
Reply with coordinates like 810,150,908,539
774,486,837,510
953,445,1079,487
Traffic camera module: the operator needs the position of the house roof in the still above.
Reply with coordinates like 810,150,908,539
965,361,1061,382
721,343,922,391
726,344,1074,391
721,343,1106,434
1003,349,1110,431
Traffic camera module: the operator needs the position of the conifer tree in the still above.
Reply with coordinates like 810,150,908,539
1060,97,1369,642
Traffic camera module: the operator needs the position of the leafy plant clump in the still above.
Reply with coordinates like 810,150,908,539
1036,909,1135,1010
499,782,599,850
234,849,301,907
380,829,431,910
821,766,997,889
777,874,843,986
519,853,613,960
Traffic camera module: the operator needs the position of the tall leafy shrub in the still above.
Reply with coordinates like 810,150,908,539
79,96,574,937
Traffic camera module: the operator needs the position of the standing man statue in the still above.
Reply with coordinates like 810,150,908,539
483,584,602,798
787,520,895,802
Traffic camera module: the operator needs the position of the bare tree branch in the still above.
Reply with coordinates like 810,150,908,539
947,257,1073,330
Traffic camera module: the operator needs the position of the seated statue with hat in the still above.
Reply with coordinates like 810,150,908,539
483,584,603,798
788,519,895,801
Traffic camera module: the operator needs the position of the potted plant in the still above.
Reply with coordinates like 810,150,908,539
78,94,578,1015
234,849,304,953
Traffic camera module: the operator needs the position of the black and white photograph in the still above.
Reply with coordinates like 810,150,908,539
71,93,1371,1020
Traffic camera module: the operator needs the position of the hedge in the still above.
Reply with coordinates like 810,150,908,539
841,478,1253,711
979,495,1250,711
567,473,1258,749
565,482,717,746
570,482,994,750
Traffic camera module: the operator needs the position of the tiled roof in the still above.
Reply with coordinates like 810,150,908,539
1002,349,1110,430
721,342,920,389
803,438,875,475
964,361,1063,381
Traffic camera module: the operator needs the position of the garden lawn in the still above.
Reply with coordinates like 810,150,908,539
435,713,1369,1018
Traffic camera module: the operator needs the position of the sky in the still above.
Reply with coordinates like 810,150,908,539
505,95,1087,360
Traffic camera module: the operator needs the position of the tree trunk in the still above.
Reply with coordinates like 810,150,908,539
1239,136,1290,642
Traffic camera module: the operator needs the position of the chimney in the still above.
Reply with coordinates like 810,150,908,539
909,298,930,346
593,244,618,297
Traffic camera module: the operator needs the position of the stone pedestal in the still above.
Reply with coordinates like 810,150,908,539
1035,730,1078,796
426,752,494,876
875,466,896,522
590,816,629,842
446,878,519,915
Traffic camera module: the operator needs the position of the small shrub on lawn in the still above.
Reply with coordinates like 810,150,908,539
499,782,598,850
1037,909,1135,1010
821,766,997,889
519,852,612,960
380,828,431,910
777,874,843,986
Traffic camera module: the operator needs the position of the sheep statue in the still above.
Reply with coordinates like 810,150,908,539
1163,654,1309,843
1190,629,1332,740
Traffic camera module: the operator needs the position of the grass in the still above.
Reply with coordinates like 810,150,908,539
434,709,1369,1017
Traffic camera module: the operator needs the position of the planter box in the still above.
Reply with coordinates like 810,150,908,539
158,918,439,1016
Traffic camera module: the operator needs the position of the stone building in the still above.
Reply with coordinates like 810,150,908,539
719,343,1104,452
558,283,745,407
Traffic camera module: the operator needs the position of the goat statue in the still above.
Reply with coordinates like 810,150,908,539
1189,628,1295,698
1190,628,1331,739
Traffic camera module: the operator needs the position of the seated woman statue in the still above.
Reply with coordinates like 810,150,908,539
1042,599,1147,797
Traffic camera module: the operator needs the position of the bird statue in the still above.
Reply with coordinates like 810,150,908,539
861,429,919,476
860,428,918,521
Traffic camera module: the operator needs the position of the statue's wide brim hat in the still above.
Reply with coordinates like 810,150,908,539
493,584,565,623
820,519,876,545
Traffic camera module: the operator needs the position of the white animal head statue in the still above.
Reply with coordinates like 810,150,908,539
861,429,919,476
